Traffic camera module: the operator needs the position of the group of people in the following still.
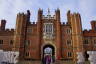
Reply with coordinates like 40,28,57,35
42,54,55,64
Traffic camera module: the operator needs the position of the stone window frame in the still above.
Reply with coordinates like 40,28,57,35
66,28,71,34
43,23,53,34
67,52,72,57
84,39,89,45
25,52,30,57
66,40,72,46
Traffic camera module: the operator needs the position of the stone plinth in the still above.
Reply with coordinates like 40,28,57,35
77,52,85,64
87,51,96,64
0,50,19,64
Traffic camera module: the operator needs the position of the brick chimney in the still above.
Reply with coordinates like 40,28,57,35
91,20,96,31
0,19,6,31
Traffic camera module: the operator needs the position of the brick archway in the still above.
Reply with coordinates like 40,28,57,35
41,44,56,60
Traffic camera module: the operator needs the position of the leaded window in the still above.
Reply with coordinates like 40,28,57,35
67,52,72,57
43,23,53,34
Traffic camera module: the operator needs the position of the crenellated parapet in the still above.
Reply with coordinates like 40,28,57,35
61,22,71,26
67,10,81,26
83,29,93,33
83,20,96,37
83,29,96,37
0,28,14,36
30,22,37,24
37,8,61,21
0,19,14,36
5,28,14,32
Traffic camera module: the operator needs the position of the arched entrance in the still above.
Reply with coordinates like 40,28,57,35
42,44,55,63
84,51,89,61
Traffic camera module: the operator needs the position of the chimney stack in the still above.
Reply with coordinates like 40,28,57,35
0,19,6,31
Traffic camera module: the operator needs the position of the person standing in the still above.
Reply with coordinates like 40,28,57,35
48,55,51,64
42,56,45,64
52,55,55,63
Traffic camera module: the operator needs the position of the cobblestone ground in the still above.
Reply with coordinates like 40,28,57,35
17,60,90,64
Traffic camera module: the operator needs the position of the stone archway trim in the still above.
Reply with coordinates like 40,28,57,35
41,43,56,60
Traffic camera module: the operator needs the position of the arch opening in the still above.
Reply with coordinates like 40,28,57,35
84,51,89,61
42,44,55,63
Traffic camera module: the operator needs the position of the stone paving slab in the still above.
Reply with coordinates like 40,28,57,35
17,60,90,64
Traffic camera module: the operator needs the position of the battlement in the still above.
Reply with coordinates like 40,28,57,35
0,28,15,32
67,10,80,16
0,28,14,36
5,28,15,32
83,29,96,33
61,22,70,26
17,10,31,21
83,29,96,37
30,22,37,24
37,8,60,21
83,29,92,33
17,12,26,17
61,22,65,25
66,10,82,26
83,20,96,32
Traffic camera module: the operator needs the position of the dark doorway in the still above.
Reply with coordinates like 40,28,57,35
84,51,89,61
42,45,55,63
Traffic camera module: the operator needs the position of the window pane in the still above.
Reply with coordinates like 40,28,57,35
68,52,72,57
43,23,53,34
0,40,3,45
10,40,13,45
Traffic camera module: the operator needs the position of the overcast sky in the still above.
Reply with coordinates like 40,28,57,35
0,0,96,30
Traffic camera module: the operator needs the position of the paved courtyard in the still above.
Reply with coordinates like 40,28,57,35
17,60,90,64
